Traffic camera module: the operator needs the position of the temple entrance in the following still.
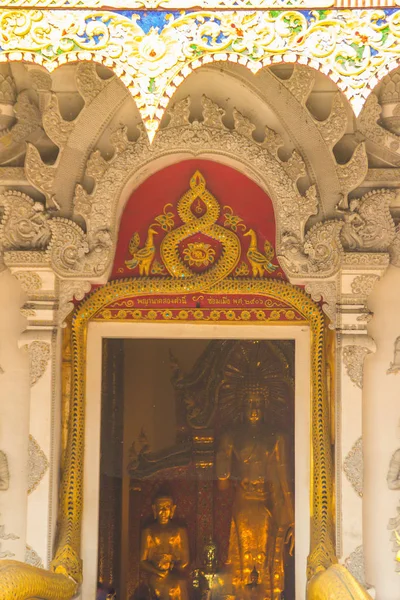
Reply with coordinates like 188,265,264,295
75,162,329,600
97,338,295,600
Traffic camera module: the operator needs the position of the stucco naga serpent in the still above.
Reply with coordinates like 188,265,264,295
0,560,77,600
307,564,373,599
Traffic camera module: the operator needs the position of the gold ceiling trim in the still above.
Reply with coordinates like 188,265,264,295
51,275,336,587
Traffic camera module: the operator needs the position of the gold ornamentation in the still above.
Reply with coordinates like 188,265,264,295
243,229,278,277
154,204,175,232
307,564,373,599
151,260,166,275
125,226,158,276
123,171,280,285
234,262,250,276
61,320,72,476
28,434,49,495
96,306,302,323
223,206,246,232
0,560,76,600
55,275,335,589
160,171,241,289
183,242,215,267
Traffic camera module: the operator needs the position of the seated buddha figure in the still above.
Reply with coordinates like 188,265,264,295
216,378,294,600
140,491,189,600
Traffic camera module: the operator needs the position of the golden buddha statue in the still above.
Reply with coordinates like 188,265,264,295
216,378,294,600
140,492,190,600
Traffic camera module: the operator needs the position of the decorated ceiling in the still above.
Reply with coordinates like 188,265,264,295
2,9,400,138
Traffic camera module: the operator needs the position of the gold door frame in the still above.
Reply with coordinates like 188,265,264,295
53,277,336,586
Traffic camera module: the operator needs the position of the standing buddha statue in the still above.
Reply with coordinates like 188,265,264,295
216,378,294,600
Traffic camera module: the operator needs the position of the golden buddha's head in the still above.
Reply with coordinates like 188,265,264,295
152,493,176,525
241,379,268,425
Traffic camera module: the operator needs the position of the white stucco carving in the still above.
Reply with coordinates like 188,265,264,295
387,336,400,375
344,545,369,590
27,435,49,495
342,346,372,389
23,341,51,387
344,437,363,498
58,280,92,325
25,544,44,569
305,281,337,328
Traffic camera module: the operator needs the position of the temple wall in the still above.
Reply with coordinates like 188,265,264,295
0,269,30,561
25,327,60,570
338,338,365,585
364,266,400,600
2,47,400,598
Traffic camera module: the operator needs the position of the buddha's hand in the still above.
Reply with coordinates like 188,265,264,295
285,526,295,556
158,555,173,573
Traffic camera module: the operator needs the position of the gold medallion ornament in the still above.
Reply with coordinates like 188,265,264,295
183,242,216,267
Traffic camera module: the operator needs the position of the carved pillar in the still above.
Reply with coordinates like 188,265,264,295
14,267,62,569
301,258,386,594
335,264,383,593
0,268,30,560
364,265,400,600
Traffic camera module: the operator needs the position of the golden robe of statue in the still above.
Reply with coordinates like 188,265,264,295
216,383,294,600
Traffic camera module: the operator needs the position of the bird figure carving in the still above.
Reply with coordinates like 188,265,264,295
125,226,158,275
243,229,278,277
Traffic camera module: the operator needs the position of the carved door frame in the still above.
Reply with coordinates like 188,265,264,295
55,277,336,597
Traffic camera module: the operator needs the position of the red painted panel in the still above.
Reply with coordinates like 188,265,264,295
111,159,285,281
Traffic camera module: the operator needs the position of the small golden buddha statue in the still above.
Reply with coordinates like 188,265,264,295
216,378,294,600
197,537,234,600
242,567,263,600
203,537,218,576
140,491,190,600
